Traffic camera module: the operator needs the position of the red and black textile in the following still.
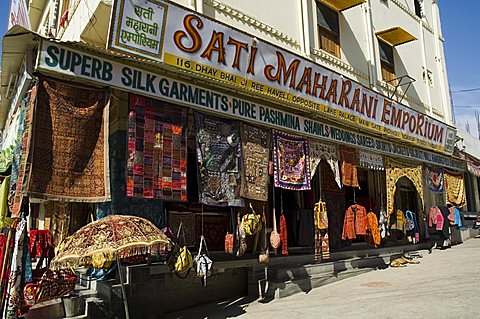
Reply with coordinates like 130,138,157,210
127,94,188,201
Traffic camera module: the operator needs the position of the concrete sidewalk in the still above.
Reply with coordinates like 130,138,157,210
165,237,480,319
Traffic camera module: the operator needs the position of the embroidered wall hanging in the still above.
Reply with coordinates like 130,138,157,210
309,141,341,188
385,158,424,215
359,150,384,171
195,112,243,206
27,78,110,202
240,123,269,201
126,94,188,201
445,170,466,207
273,130,311,190
340,147,359,187
425,166,444,193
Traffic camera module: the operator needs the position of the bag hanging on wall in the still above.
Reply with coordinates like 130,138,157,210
167,222,193,278
242,203,263,236
225,209,235,254
194,235,213,286
314,200,329,230
270,207,281,250
405,211,416,231
258,207,270,264
236,212,247,256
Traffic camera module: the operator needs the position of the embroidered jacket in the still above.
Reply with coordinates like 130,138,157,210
342,204,367,240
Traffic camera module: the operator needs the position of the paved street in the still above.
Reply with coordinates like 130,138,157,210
168,237,480,319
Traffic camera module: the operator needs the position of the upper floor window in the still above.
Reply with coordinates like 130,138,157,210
379,40,396,84
316,2,340,58
414,0,422,18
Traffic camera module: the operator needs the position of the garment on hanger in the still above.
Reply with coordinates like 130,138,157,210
314,200,330,261
365,212,381,247
390,210,406,234
378,208,389,239
340,148,359,187
426,166,444,193
428,205,444,231
448,206,463,227
342,204,367,240
279,214,288,256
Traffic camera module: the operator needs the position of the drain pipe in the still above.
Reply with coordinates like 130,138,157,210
364,0,377,89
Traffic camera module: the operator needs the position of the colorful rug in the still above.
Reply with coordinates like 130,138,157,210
340,147,359,187
27,78,110,202
126,95,188,201
195,112,243,206
385,158,424,215
309,141,340,188
273,130,311,190
240,123,270,201
445,170,466,207
426,166,444,193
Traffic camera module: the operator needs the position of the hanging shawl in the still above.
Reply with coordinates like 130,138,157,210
273,130,311,190
340,147,359,187
4,220,26,319
27,78,110,202
9,88,36,218
309,141,341,188
195,112,243,206
444,170,466,207
240,123,269,201
385,158,424,215
359,150,384,170
425,166,444,193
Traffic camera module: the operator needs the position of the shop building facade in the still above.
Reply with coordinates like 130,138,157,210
0,1,477,318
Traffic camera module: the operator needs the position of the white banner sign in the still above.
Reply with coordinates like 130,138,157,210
108,0,456,154
36,41,464,171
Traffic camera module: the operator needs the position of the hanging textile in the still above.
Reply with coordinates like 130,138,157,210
168,211,196,247
309,141,341,188
359,150,384,170
0,234,6,282
240,123,269,201
273,130,311,190
378,208,389,239
126,95,188,201
425,166,444,193
50,202,70,247
4,220,26,319
390,209,406,233
195,113,243,206
466,158,480,177
365,212,381,247
0,177,13,229
279,214,288,255
385,158,424,215
0,108,22,173
340,148,359,187
444,170,466,207
27,78,110,202
9,90,36,218
28,230,52,258
1,228,15,311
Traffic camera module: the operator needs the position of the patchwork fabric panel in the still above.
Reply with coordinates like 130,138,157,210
127,95,187,201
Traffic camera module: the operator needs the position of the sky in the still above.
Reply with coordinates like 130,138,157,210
0,0,478,136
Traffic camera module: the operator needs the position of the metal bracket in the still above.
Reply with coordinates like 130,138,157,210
386,74,416,103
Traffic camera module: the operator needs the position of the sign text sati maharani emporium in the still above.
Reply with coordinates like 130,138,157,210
108,0,456,153
36,41,464,171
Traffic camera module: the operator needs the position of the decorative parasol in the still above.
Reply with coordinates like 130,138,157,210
50,215,172,271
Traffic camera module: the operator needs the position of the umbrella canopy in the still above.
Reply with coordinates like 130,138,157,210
50,215,172,270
